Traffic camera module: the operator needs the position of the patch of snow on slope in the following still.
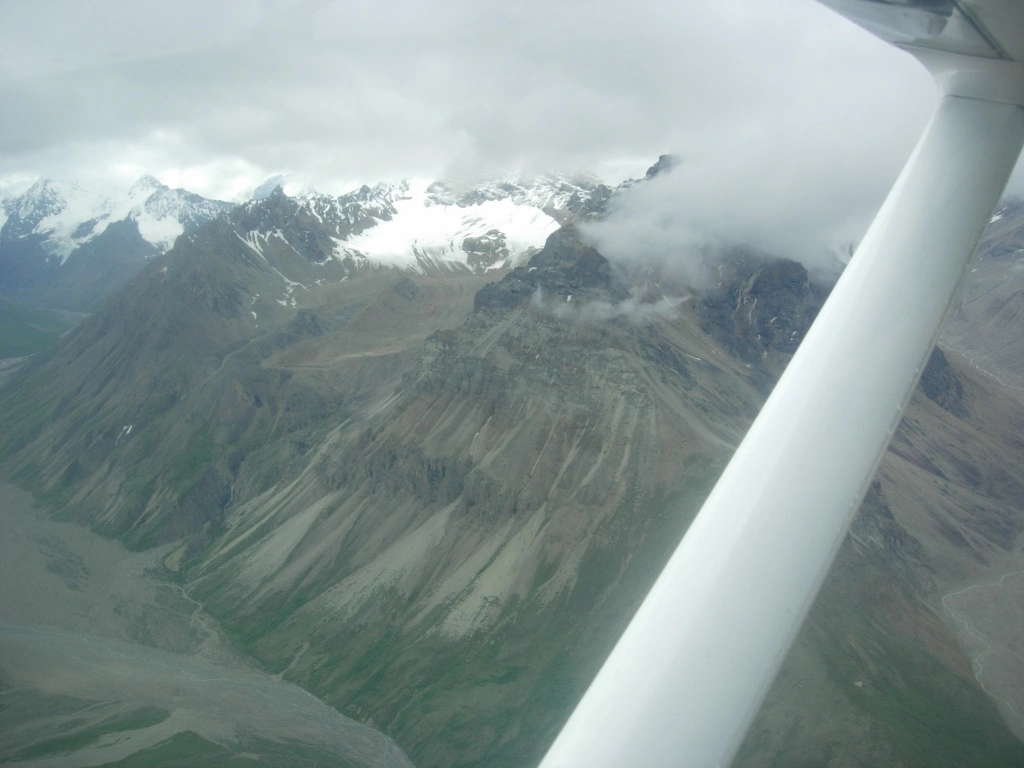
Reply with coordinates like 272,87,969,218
237,230,266,257
337,179,558,271
134,210,184,252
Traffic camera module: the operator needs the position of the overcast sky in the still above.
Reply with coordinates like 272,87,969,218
1,0,1022,260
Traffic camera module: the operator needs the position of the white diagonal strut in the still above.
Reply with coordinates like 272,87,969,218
539,34,1024,768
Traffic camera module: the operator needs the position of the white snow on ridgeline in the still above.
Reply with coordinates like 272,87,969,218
127,176,184,252
239,182,403,240
425,172,604,212
336,179,559,271
2,176,230,263
12,176,166,262
8,177,142,263
133,183,230,252
134,206,187,253
296,182,402,232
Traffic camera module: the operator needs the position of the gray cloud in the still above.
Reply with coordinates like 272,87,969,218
582,104,930,279
2,0,1019,213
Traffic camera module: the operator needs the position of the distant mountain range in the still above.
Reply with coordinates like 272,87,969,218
0,171,616,315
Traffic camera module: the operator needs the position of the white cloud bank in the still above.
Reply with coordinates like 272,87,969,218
0,1,944,198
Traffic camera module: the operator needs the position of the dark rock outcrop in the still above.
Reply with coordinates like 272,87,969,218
474,225,629,312
698,252,828,389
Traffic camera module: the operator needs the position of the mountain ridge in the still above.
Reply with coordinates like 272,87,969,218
0,171,619,314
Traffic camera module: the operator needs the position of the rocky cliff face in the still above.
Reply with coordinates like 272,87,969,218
2,215,1024,768
474,224,630,311
697,250,829,393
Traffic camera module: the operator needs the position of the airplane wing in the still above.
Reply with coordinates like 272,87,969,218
539,2,1024,766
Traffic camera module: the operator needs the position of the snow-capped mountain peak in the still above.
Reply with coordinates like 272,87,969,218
297,181,405,230
233,173,613,276
0,176,232,262
131,184,233,253
336,178,561,272
424,172,608,216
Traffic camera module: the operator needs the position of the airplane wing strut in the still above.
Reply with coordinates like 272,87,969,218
539,3,1024,766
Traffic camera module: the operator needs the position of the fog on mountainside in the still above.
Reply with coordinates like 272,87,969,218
585,154,865,283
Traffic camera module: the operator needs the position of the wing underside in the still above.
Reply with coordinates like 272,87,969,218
821,0,1024,62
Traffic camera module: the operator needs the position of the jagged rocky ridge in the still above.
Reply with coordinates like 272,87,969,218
1,189,1024,768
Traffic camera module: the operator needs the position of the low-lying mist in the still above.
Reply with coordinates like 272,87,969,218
529,286,690,324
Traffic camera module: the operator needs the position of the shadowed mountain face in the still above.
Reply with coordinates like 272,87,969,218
2,201,1024,768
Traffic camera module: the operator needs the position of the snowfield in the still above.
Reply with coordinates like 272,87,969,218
335,179,560,271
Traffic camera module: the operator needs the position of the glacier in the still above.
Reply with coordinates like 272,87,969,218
334,179,560,271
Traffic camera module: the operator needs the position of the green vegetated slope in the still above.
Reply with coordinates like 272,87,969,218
0,293,75,357
2,196,1024,768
